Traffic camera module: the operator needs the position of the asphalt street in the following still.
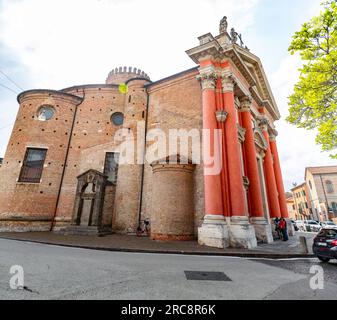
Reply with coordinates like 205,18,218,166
0,238,336,300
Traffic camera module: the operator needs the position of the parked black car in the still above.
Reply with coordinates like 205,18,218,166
312,228,337,262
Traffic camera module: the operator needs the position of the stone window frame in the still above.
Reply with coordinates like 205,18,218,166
18,147,47,183
36,104,56,121
110,112,124,126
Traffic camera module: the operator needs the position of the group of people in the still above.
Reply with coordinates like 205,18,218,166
274,217,289,242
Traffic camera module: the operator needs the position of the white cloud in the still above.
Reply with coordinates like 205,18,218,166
0,0,259,88
0,0,260,156
3,0,335,193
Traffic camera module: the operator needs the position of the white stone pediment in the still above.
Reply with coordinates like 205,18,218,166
235,47,281,120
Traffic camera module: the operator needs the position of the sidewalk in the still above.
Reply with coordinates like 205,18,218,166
0,232,315,259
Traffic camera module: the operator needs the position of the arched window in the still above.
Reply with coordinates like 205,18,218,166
326,180,334,194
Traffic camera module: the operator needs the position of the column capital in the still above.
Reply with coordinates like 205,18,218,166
269,129,278,141
197,73,218,91
221,76,236,93
257,115,270,132
239,95,252,112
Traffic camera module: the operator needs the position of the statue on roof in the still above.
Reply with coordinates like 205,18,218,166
219,16,228,34
230,28,238,44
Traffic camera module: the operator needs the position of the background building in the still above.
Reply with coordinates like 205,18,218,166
291,183,312,221
285,193,297,220
305,166,337,223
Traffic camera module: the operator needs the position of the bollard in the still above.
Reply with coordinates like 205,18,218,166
299,236,309,254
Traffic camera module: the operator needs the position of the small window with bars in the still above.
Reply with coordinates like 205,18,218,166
19,148,47,183
104,152,119,185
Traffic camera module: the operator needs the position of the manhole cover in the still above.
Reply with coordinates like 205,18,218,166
184,271,232,281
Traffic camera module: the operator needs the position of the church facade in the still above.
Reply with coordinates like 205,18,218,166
0,18,290,249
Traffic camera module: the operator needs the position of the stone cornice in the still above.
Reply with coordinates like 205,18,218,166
235,47,281,120
249,86,264,106
186,38,223,64
17,89,83,105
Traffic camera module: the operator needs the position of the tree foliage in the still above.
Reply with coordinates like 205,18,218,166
287,0,337,158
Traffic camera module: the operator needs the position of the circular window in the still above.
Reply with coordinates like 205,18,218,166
111,112,124,126
37,105,55,121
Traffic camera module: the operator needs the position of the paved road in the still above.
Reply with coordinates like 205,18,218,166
0,239,336,300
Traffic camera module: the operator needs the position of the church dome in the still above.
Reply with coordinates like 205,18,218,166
106,66,150,85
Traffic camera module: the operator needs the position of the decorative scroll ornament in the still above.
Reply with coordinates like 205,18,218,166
216,110,228,122
237,124,247,143
254,128,268,151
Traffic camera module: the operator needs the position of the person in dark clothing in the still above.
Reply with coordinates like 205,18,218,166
279,218,289,242
274,217,282,240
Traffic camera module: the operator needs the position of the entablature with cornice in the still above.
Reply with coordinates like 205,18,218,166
186,18,281,122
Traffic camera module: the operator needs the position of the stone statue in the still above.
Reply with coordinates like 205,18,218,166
219,16,228,34
230,28,238,44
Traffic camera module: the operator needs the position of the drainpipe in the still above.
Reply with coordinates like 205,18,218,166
50,90,85,231
137,87,150,230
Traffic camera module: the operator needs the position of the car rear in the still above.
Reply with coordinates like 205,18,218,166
313,228,337,262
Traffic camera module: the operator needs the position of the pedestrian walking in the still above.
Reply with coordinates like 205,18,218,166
279,218,289,242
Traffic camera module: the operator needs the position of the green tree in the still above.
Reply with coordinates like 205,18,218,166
287,0,337,158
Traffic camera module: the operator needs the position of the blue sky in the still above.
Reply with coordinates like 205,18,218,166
0,0,335,190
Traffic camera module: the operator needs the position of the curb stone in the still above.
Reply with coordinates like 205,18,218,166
0,236,315,260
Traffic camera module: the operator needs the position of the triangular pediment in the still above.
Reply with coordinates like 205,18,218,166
77,169,106,179
235,46,281,120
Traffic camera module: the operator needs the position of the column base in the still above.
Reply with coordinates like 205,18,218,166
198,215,229,249
250,217,273,244
228,216,257,249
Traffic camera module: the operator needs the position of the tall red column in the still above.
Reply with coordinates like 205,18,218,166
222,78,246,217
259,117,281,218
270,134,289,218
201,74,224,216
240,98,264,218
